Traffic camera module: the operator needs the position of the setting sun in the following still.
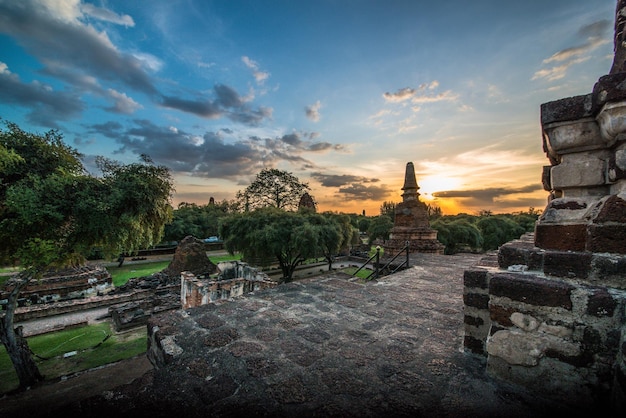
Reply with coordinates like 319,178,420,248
417,176,463,201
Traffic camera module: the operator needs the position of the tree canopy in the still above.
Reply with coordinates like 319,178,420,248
0,120,174,390
236,168,310,211
219,207,344,282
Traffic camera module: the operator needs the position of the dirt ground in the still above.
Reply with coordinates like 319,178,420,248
0,354,153,417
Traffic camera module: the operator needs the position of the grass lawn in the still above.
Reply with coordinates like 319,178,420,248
0,322,147,395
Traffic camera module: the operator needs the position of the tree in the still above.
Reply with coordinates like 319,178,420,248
476,215,525,251
0,121,174,390
379,201,396,220
367,215,394,243
219,207,343,282
163,200,232,242
236,168,310,211
431,217,483,254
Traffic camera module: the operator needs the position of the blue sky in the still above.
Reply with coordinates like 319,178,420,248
0,0,617,215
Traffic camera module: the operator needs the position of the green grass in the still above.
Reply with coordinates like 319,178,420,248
107,261,171,286
107,253,241,286
0,322,147,395
341,266,375,280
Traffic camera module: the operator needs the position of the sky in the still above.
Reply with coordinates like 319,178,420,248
0,0,618,216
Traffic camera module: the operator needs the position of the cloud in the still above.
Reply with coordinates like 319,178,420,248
305,100,322,122
80,2,135,27
0,2,274,128
242,56,270,85
0,62,83,127
86,120,345,179
310,172,380,187
106,89,143,114
383,87,416,102
337,183,393,201
433,184,540,200
533,19,611,82
431,184,546,213
160,84,273,125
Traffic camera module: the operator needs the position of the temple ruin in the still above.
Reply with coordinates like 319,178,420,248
463,1,626,409
383,161,444,257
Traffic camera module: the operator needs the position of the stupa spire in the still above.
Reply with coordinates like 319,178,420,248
401,162,420,201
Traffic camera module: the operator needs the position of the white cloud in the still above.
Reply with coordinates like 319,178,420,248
242,55,270,85
107,89,142,114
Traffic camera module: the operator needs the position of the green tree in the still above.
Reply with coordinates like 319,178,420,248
163,200,232,242
427,203,442,220
379,201,396,220
431,217,483,254
367,215,394,243
236,168,310,211
357,217,371,233
0,121,174,390
219,207,343,282
476,215,525,251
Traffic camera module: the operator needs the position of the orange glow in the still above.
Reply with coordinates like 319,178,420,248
417,176,462,201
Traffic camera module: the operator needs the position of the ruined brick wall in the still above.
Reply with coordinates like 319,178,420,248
463,235,626,409
180,262,277,309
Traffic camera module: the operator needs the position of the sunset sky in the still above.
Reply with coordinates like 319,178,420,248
0,0,617,216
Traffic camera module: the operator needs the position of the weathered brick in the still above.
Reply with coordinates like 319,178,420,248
586,288,617,317
489,304,514,327
463,315,484,327
587,224,626,254
543,251,592,279
463,335,485,355
490,273,574,309
463,269,489,289
594,195,626,223
535,223,586,252
463,293,490,310
497,245,528,269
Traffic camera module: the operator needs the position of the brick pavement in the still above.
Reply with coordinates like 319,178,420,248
60,252,579,417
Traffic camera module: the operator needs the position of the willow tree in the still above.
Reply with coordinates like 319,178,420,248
219,207,343,282
0,121,174,391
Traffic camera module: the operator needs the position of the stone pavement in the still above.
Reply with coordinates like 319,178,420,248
59,252,584,418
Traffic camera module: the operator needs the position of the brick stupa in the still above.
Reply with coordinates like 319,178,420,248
384,162,444,257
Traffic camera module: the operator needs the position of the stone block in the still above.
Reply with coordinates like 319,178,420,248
463,292,490,310
592,253,626,282
593,195,626,223
463,268,489,289
542,165,552,191
463,335,485,355
543,251,592,279
534,223,586,251
543,118,603,157
592,73,626,112
490,273,574,309
489,304,514,327
463,314,484,327
550,154,606,189
540,94,592,125
586,289,617,317
596,100,626,144
587,224,626,254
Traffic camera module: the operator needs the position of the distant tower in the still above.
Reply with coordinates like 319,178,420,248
298,192,316,212
383,162,444,257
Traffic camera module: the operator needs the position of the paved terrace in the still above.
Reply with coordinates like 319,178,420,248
59,251,581,418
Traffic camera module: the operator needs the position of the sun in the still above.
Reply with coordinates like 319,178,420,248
417,176,462,201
